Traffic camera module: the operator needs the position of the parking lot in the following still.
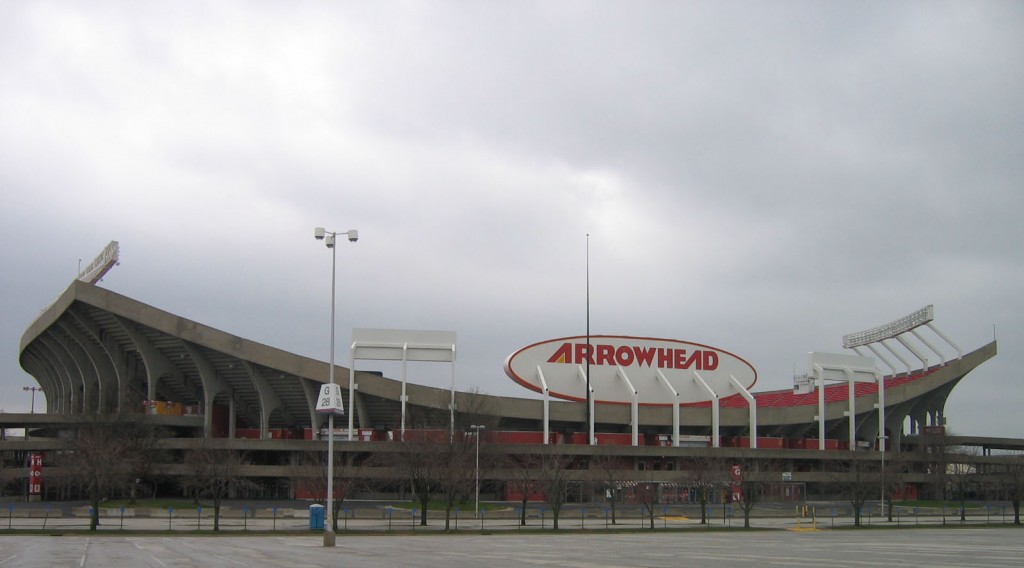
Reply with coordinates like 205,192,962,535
2,528,1023,567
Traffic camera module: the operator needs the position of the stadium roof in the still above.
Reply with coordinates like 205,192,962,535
20,280,996,447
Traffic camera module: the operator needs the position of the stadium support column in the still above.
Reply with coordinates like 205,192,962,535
874,369,885,451
911,329,947,366
656,370,680,447
880,340,912,376
896,335,929,370
576,365,595,445
817,374,825,451
926,322,962,360
730,375,757,449
846,370,856,451
229,396,237,439
865,344,898,378
615,366,639,446
400,343,408,442
450,345,456,443
693,371,719,448
348,353,357,442
537,366,550,444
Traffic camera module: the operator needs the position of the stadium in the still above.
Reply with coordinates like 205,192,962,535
3,243,1020,513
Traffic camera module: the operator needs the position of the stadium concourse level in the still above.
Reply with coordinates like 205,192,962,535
4,279,1019,507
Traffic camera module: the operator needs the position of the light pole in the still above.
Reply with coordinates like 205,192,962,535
314,226,358,547
471,424,485,518
23,387,43,413
585,233,593,445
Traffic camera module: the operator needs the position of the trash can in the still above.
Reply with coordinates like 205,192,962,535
309,504,324,530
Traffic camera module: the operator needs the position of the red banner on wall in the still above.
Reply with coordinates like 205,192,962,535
28,452,43,495
730,463,743,503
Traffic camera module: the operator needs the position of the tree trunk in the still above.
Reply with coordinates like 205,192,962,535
419,494,429,526
89,495,101,531
333,499,343,532
519,497,527,526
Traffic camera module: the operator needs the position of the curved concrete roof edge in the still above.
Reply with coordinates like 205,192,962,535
19,280,998,428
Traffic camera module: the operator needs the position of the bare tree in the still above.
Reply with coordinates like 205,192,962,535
632,478,660,529
62,414,162,531
589,450,631,525
504,453,541,526
291,449,362,532
947,445,979,523
437,431,478,531
685,448,728,525
181,440,254,531
827,455,879,527
997,453,1024,525
734,458,768,529
536,452,575,530
453,387,502,432
396,438,440,527
881,449,908,522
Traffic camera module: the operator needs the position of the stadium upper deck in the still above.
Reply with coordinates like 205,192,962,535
18,279,997,450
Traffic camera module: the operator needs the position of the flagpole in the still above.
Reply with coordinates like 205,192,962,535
586,233,591,444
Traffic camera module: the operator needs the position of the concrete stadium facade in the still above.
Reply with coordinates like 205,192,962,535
4,278,1015,504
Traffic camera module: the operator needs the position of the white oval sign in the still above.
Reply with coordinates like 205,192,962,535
503,335,757,405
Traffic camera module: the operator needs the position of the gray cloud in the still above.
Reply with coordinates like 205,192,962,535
1,2,1021,437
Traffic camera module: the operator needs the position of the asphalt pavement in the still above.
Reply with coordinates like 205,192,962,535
2,527,1023,567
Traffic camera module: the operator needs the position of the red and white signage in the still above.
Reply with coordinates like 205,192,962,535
28,452,43,495
315,384,345,415
504,335,757,405
730,463,743,503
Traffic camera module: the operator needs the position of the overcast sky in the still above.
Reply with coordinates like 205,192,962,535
2,2,1021,438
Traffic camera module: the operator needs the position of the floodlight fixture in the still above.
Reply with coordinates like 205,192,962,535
843,305,934,348
23,386,43,413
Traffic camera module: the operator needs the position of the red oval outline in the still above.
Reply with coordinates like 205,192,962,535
503,334,758,406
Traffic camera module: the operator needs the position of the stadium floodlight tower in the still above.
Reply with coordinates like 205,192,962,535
843,305,962,376
842,305,963,441
77,241,120,284
313,226,358,548
23,386,43,413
